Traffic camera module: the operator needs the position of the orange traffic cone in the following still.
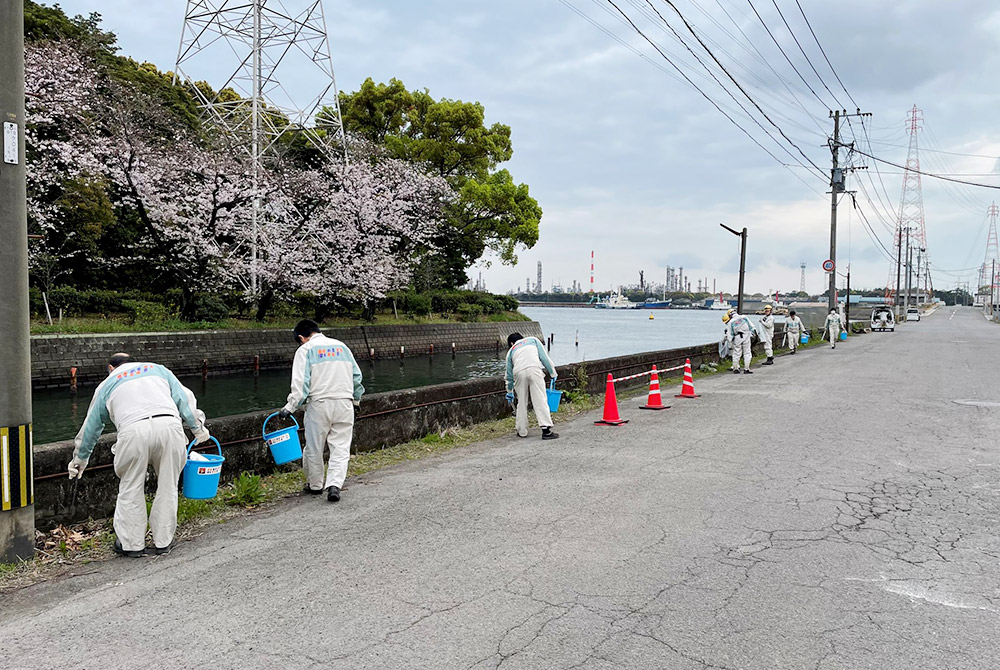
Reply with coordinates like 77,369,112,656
674,358,701,398
594,373,628,426
640,365,670,410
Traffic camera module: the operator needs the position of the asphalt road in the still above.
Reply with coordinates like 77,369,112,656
3,306,999,669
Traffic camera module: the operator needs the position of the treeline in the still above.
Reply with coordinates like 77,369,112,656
23,2,540,322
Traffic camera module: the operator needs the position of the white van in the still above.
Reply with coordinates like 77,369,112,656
871,306,894,331
906,307,921,322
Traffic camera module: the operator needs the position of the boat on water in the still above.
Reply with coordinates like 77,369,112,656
707,294,732,310
639,298,672,309
593,290,636,309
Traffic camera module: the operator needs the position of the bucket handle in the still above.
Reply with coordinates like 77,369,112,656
187,435,221,457
549,379,557,391
263,411,300,439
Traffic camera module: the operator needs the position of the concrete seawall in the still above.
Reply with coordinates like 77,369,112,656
31,321,542,390
30,328,808,528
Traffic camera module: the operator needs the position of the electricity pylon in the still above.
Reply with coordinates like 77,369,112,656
886,105,930,310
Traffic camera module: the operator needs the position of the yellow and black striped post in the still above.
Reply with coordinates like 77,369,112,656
1,425,33,512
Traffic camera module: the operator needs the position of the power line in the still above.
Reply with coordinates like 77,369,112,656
848,145,1000,189
766,0,845,110
793,0,858,109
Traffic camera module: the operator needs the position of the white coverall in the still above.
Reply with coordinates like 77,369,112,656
825,312,843,347
725,314,754,371
505,337,557,437
73,362,208,552
283,333,364,492
759,313,775,358
785,316,805,351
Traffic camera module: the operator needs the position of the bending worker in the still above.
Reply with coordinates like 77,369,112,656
69,353,210,557
278,319,363,503
722,308,754,374
505,332,559,440
760,304,775,365
785,310,805,354
825,309,844,349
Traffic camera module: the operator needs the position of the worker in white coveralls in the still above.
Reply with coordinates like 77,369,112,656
278,319,364,503
69,353,211,557
825,309,844,349
505,332,559,440
722,308,754,374
760,304,775,365
785,310,805,354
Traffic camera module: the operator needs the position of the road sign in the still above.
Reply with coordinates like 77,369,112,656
822,259,835,272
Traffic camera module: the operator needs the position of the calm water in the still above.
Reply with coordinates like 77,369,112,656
34,307,795,444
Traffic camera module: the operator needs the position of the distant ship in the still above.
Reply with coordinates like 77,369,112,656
594,290,636,309
639,298,672,309
707,293,732,310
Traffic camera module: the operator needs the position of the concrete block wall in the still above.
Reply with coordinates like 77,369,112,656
31,321,543,390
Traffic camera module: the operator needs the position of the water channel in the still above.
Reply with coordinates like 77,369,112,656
33,307,778,444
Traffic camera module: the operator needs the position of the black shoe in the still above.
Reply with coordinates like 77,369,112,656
326,486,341,502
832,344,836,349
541,428,559,440
732,369,741,374
743,369,753,374
303,485,323,495
791,349,796,355
763,357,773,365
152,542,175,556
113,539,145,558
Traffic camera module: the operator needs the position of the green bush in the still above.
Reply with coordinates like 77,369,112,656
122,299,169,324
431,291,461,314
456,303,483,322
190,293,229,322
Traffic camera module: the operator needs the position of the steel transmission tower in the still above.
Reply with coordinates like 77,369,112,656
799,262,806,293
977,203,1000,306
174,0,347,295
886,105,930,308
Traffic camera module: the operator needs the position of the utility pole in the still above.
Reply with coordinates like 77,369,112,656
894,227,903,319
0,0,35,562
720,223,747,315
828,110,841,314
845,267,851,330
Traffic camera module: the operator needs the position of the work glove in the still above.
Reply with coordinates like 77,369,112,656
193,427,211,445
505,391,515,405
278,408,292,420
67,457,87,479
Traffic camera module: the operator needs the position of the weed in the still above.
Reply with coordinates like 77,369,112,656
224,472,267,507
176,498,215,524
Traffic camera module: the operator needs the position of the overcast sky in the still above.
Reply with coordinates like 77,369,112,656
51,0,1000,296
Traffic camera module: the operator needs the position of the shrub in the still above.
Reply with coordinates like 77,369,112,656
190,293,229,322
401,292,432,316
122,299,169,324
456,303,483,322
431,291,461,314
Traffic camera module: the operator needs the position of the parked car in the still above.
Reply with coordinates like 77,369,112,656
906,307,921,322
871,306,895,331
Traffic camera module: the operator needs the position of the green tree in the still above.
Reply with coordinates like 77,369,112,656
338,78,541,288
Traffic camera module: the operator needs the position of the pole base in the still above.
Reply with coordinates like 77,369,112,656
594,419,629,426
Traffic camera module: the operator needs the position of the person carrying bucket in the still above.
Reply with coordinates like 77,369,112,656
278,319,364,502
785,310,805,354
825,308,844,349
505,332,559,440
68,353,211,557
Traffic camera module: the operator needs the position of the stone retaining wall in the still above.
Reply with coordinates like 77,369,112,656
31,321,541,390
31,328,810,528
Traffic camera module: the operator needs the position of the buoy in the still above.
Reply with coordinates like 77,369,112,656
649,312,654,320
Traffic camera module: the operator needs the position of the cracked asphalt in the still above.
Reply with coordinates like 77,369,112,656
3,306,1000,669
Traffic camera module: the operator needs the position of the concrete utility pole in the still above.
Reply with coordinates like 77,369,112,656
895,227,903,319
905,227,912,311
828,110,841,314
0,0,35,563
720,223,747,315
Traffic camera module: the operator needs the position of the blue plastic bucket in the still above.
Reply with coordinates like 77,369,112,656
839,331,847,341
262,412,303,465
546,381,563,413
800,334,809,344
183,437,224,500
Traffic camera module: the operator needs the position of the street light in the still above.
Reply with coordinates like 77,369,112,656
719,223,747,315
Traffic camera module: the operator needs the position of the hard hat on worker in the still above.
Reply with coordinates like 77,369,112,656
763,304,772,312
722,308,736,323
